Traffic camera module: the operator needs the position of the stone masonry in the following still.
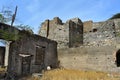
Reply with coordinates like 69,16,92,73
39,17,120,48
7,31,58,78
84,20,116,46
39,17,83,48
38,17,120,73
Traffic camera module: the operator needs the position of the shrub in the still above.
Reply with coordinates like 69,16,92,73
109,13,120,20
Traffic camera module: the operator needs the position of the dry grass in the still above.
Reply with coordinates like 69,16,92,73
19,76,40,80
0,68,119,80
41,69,120,80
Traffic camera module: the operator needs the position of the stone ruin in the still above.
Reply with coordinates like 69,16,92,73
7,32,58,79
38,17,120,73
1,16,120,79
39,17,83,48
39,17,120,48
0,22,20,67
0,22,58,79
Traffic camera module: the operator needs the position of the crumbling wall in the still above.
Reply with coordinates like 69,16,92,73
7,34,58,77
39,17,69,48
39,18,120,48
39,17,83,48
69,18,83,47
83,20,93,33
58,46,120,73
84,20,116,46
114,19,120,45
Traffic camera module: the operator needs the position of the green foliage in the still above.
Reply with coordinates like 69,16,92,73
0,29,20,41
0,7,34,42
0,14,4,22
16,24,34,34
109,13,120,20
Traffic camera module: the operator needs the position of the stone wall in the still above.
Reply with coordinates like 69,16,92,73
84,20,117,46
39,17,120,48
58,46,120,73
38,17,120,73
7,33,58,77
114,19,120,45
83,20,93,33
69,19,83,47
39,17,83,48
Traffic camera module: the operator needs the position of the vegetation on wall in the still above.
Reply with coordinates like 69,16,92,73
109,13,120,20
0,7,33,41
0,29,20,41
16,24,33,34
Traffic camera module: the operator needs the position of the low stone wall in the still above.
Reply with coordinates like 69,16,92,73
58,46,120,73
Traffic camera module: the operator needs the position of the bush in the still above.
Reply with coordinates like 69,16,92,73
109,13,120,20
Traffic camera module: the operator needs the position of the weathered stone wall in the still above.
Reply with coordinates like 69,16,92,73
114,19,120,45
0,46,5,65
39,17,83,48
69,18,83,47
39,18,120,48
83,20,93,33
84,20,116,46
39,17,69,49
7,34,58,77
38,18,120,73
58,46,120,73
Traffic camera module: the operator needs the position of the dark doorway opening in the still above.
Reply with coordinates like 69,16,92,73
93,28,97,32
35,46,45,65
116,49,120,67
22,56,31,75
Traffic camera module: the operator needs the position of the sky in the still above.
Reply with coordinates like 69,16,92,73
0,0,120,34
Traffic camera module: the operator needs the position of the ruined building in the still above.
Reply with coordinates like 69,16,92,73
83,18,120,47
39,17,83,48
0,22,20,67
39,17,120,73
0,22,58,77
39,17,120,48
7,32,58,77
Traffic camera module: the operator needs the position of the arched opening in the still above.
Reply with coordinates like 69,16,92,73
116,49,120,67
93,28,97,32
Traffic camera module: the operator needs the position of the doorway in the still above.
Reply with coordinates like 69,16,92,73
35,46,45,65
116,49,120,67
21,56,31,75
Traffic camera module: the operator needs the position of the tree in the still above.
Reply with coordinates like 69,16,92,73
0,6,13,23
16,24,34,34
0,14,3,22
109,13,120,20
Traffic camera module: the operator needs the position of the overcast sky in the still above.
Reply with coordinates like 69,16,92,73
0,0,120,34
